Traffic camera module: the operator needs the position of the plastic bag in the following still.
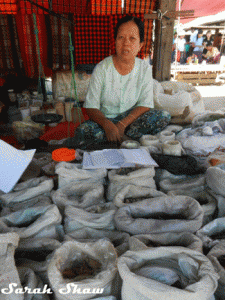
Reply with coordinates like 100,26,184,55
51,182,104,213
65,229,129,257
107,167,156,201
64,204,116,234
0,177,54,210
155,90,193,116
206,164,225,197
159,173,206,194
113,185,165,208
52,70,91,102
129,232,203,253
47,239,118,300
55,162,107,188
0,205,62,240
0,233,23,300
114,196,204,235
197,217,225,250
118,247,218,300
168,189,217,226
17,267,50,300
12,120,45,143
207,241,225,300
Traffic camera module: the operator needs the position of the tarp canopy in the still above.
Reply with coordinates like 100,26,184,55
176,0,225,23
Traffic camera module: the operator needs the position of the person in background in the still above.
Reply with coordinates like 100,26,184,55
64,16,171,150
189,27,198,57
202,31,214,63
213,33,222,51
192,29,204,63
171,32,177,63
177,31,187,64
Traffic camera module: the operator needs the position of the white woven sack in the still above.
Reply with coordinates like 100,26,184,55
113,185,165,208
207,188,225,218
47,239,118,300
155,91,193,116
0,177,54,209
161,81,195,93
206,164,225,197
159,173,205,194
18,237,61,251
107,168,156,201
0,205,62,240
0,233,23,300
64,205,116,234
52,70,91,102
65,229,129,257
129,232,203,253
51,182,104,213
55,162,107,188
1,195,52,216
197,217,225,249
17,267,50,300
118,247,218,300
153,79,164,109
207,240,225,300
192,111,225,128
176,125,225,158
114,196,204,235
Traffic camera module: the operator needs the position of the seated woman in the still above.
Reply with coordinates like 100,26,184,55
65,16,171,150
202,31,214,62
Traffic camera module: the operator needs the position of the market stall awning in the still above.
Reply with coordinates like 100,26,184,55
177,0,225,23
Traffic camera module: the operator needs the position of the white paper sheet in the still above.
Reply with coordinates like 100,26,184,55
0,139,36,193
82,148,158,169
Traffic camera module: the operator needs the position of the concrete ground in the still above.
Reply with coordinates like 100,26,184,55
195,84,225,111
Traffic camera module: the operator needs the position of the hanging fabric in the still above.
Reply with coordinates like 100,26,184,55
15,13,52,78
73,15,111,65
0,0,17,14
91,0,122,15
18,0,49,14
0,16,16,73
51,0,91,14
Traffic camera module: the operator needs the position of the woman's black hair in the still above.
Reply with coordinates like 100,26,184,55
114,16,144,43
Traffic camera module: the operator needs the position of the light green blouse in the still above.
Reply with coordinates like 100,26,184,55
84,56,154,119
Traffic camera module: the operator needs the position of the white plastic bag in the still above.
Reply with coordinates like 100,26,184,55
17,267,50,300
129,232,203,253
118,247,218,300
0,233,23,300
113,185,165,208
55,162,107,188
64,204,116,234
114,196,204,235
206,164,225,197
47,239,118,300
51,182,104,213
65,229,129,257
159,173,205,194
207,241,225,300
0,205,62,240
168,189,217,226
155,91,193,116
0,177,54,211
107,167,156,201
197,217,225,249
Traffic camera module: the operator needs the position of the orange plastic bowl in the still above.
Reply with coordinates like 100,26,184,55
52,148,76,162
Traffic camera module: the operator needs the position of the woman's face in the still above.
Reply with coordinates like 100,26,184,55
115,21,143,63
207,32,211,39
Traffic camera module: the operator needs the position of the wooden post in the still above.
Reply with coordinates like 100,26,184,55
153,0,177,82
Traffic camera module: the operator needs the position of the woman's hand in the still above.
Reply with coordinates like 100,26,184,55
103,120,122,142
116,122,125,139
